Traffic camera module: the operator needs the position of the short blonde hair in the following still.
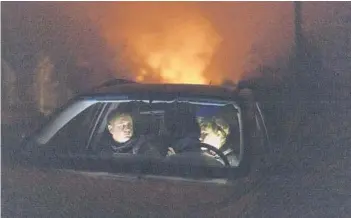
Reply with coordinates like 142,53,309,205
107,109,132,125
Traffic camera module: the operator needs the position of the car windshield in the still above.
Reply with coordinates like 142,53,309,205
93,99,241,168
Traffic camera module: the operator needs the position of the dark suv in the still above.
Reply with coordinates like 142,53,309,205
2,80,271,217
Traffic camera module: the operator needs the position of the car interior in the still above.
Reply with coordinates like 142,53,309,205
89,100,242,168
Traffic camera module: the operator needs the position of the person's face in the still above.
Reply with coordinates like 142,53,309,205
199,118,229,149
108,114,133,143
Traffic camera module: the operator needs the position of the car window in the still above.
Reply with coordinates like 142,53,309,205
92,101,242,168
47,103,103,154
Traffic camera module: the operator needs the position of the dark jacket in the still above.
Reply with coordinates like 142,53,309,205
100,132,166,157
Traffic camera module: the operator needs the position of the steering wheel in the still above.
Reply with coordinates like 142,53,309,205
182,143,231,167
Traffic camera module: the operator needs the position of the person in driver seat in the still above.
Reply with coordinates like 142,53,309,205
100,108,164,157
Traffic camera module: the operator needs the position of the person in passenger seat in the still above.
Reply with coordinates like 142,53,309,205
164,104,201,153
100,108,165,157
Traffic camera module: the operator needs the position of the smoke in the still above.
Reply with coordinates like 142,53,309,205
2,2,296,86
76,2,295,84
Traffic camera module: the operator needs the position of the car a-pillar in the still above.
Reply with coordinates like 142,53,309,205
236,88,256,177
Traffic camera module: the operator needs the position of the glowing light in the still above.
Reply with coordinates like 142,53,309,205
130,14,222,84
136,69,147,82
202,133,224,149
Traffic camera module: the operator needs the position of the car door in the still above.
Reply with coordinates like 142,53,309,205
237,87,271,176
2,102,111,217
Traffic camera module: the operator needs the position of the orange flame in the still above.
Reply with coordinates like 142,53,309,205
81,2,294,85
130,14,222,84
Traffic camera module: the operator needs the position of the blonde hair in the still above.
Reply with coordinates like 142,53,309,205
107,110,132,125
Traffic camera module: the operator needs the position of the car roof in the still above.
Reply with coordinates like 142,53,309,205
83,83,239,101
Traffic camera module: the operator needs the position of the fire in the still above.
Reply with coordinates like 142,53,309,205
130,14,222,84
70,2,295,85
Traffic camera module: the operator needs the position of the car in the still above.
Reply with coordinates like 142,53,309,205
2,80,271,217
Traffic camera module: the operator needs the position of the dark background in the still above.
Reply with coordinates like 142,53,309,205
2,2,351,217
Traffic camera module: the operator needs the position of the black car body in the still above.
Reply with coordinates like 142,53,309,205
2,82,272,217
